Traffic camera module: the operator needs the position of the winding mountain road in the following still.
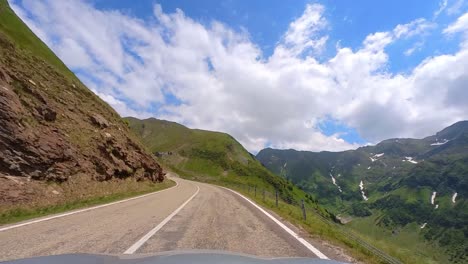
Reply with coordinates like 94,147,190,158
0,176,345,262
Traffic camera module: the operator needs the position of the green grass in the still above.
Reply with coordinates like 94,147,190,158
0,180,175,225
0,0,74,79
348,213,450,263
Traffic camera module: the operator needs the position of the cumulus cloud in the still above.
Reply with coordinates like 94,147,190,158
8,0,468,153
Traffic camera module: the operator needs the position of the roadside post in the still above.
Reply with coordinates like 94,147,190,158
275,189,278,207
301,199,307,220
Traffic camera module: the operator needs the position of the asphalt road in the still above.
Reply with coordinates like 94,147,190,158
0,177,329,262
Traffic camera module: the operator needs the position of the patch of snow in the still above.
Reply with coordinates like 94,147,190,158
420,223,427,229
452,192,458,203
369,153,385,162
367,166,371,170
431,192,437,205
435,204,439,209
430,139,449,146
403,157,418,164
330,173,343,193
359,180,368,201
28,79,36,86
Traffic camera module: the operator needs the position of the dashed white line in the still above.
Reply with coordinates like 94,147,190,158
220,186,329,259
124,185,200,254
0,180,179,232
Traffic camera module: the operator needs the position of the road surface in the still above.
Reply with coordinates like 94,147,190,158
0,177,336,262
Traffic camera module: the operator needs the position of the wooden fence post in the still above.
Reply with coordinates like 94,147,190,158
301,199,307,220
275,189,279,207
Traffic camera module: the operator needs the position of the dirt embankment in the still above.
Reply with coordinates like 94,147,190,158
0,32,164,208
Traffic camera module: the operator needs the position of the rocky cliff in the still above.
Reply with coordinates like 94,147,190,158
0,2,164,207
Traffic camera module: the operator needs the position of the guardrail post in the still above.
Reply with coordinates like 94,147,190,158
275,189,278,207
301,199,307,220
254,186,257,197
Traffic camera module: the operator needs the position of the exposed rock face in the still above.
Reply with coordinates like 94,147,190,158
90,113,110,128
0,29,164,206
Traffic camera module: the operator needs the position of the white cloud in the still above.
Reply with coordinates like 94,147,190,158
8,0,468,153
444,12,468,34
393,18,436,39
280,4,329,56
447,0,466,15
434,0,448,18
434,0,465,17
404,41,425,56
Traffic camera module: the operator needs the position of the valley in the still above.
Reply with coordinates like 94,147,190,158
257,122,468,263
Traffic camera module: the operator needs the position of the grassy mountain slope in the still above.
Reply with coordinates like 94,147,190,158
257,121,468,263
125,117,303,199
0,0,166,217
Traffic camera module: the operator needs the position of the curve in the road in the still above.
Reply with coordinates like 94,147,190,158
0,177,332,262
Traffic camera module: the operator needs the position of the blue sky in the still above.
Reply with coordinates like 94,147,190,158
91,0,458,68
10,0,468,152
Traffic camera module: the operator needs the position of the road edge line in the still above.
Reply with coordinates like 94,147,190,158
123,185,200,254
0,179,179,232
220,186,329,259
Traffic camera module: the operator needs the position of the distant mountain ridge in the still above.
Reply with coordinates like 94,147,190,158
256,121,467,262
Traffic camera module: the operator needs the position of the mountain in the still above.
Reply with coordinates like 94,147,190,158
257,121,468,262
124,117,304,201
0,0,164,209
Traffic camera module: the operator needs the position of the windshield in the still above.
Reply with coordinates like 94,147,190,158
1,1,466,264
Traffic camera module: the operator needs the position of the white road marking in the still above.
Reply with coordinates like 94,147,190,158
124,184,200,254
221,187,329,259
0,180,179,232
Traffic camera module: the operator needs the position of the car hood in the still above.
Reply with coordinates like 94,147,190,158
2,250,347,264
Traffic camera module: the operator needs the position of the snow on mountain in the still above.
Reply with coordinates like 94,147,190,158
359,180,369,201
452,192,458,203
403,156,418,164
369,153,384,162
431,191,437,205
329,173,342,193
430,139,449,146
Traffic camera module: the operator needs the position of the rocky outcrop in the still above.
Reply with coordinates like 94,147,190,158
0,30,164,206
